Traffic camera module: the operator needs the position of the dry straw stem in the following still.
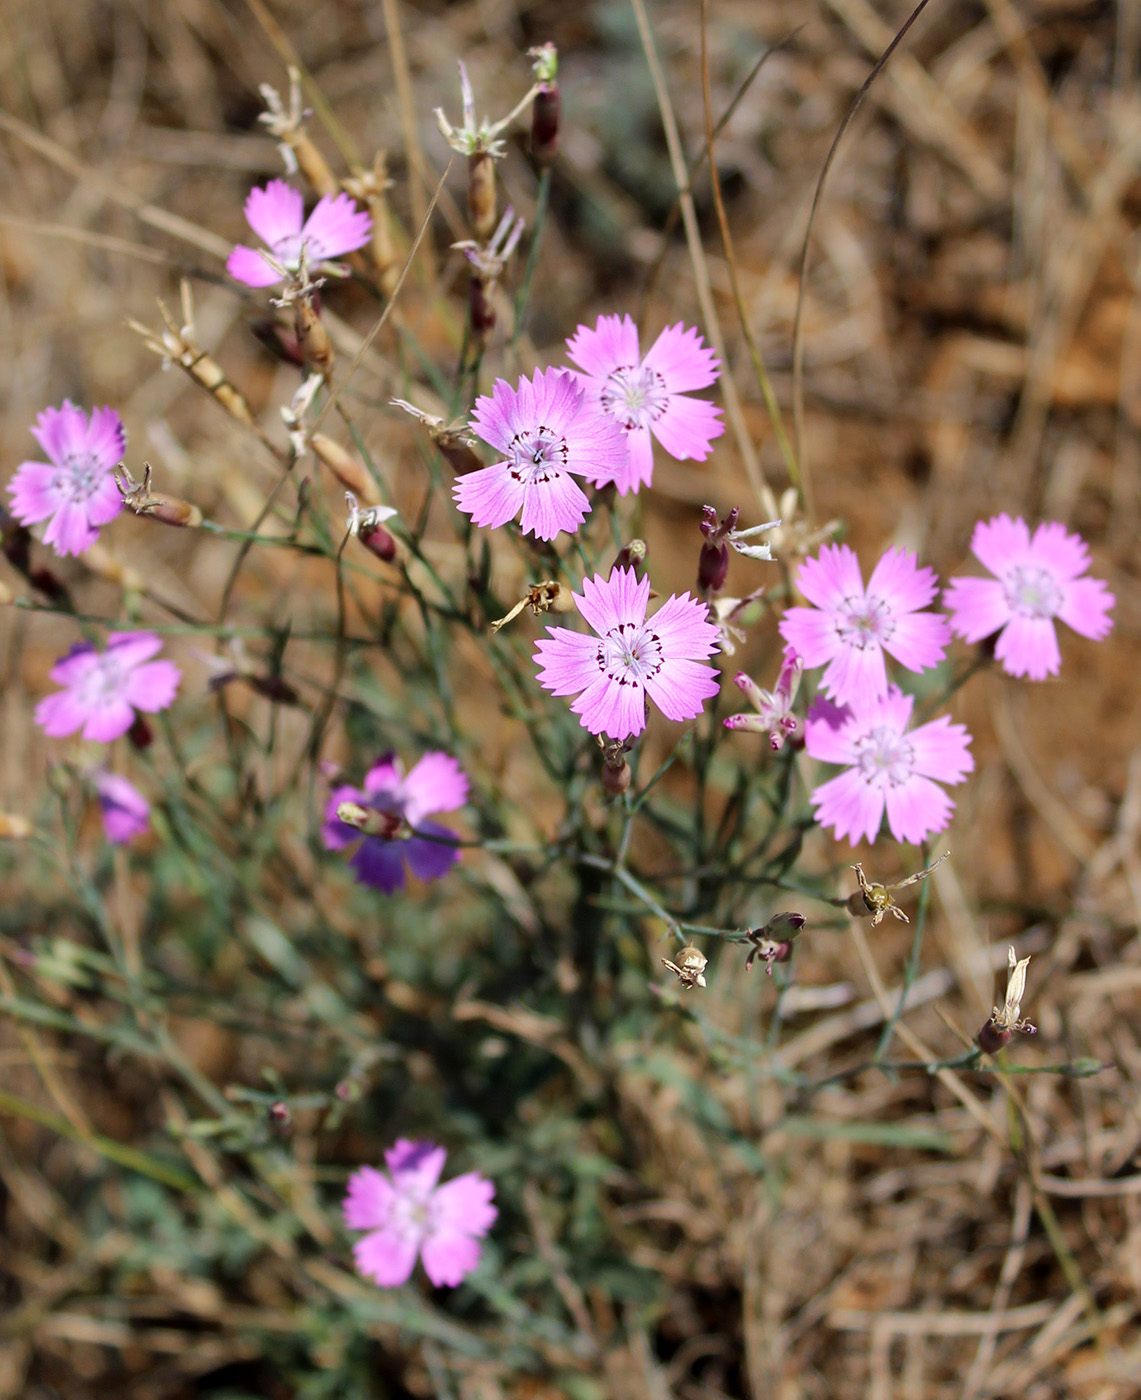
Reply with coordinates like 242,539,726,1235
628,0,769,517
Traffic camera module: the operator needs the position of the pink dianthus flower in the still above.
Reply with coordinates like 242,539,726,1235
565,314,724,493
36,633,181,743
780,544,950,711
343,1140,497,1289
92,771,150,844
455,368,628,540
323,751,468,894
7,402,125,557
943,514,1114,680
805,686,973,847
534,566,720,740
227,178,372,288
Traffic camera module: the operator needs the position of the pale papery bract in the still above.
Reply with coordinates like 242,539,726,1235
322,751,469,894
804,686,973,847
565,314,724,493
7,402,125,557
226,178,372,287
342,1139,497,1288
92,771,150,845
779,544,950,712
35,633,181,744
942,514,1114,680
533,566,721,740
455,368,628,540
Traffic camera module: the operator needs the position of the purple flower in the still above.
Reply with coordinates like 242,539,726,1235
343,1140,497,1289
322,751,468,894
7,402,125,557
724,647,804,750
565,315,724,494
92,771,149,844
226,178,372,288
943,514,1114,680
805,687,973,847
455,369,628,540
780,544,950,712
533,566,720,740
36,633,181,743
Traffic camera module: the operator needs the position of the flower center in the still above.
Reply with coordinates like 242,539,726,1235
834,593,895,650
53,451,104,505
508,424,569,484
600,365,669,432
389,1191,432,1244
75,656,127,707
1003,565,1062,619
853,725,915,790
271,232,307,269
596,621,663,686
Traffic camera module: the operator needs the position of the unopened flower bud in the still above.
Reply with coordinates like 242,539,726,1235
128,715,154,750
697,539,730,595
359,523,397,563
267,1100,293,1138
612,539,647,573
468,151,497,241
311,434,378,503
531,85,559,168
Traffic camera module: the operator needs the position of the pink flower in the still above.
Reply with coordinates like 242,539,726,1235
226,178,372,288
943,514,1114,680
534,566,720,740
322,751,468,894
7,402,125,557
724,647,804,750
805,687,973,847
343,1140,497,1289
455,368,628,540
36,633,181,743
92,771,149,844
779,544,950,711
565,315,723,494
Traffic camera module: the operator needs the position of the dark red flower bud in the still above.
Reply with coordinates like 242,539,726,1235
531,84,560,168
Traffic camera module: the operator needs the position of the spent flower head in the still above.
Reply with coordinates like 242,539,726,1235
455,368,628,540
724,647,804,749
323,751,468,894
780,543,950,711
343,1140,496,1288
453,206,526,278
742,912,806,973
435,60,540,158
8,402,125,557
534,566,721,740
661,944,708,989
977,947,1036,1053
943,514,1114,680
805,688,973,847
227,179,371,288
565,315,724,494
36,633,181,744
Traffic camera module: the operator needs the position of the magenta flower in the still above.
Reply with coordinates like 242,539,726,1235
534,566,720,740
780,544,950,711
323,751,468,894
343,1140,497,1289
92,771,149,844
943,514,1114,680
35,633,181,743
7,402,125,557
805,687,973,847
226,179,372,288
455,368,628,540
565,315,723,494
724,647,804,750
